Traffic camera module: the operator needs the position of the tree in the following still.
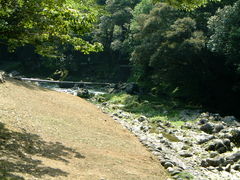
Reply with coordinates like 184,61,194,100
208,0,240,65
154,0,221,10
0,0,102,57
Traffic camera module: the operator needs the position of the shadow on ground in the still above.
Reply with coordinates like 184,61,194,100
0,122,85,180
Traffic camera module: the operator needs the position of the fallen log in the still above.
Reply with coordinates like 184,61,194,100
19,78,114,86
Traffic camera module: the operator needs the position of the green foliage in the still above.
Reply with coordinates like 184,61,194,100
154,0,220,11
208,0,240,65
0,0,103,57
174,171,194,180
96,92,199,128
130,3,208,101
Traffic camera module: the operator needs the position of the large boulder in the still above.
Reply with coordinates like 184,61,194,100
201,158,225,167
0,71,5,83
200,123,215,134
226,151,240,162
222,116,238,124
77,88,92,99
206,139,232,153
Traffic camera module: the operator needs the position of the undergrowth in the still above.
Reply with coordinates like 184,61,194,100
95,93,200,127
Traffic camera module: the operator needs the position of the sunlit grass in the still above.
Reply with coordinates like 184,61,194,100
97,93,199,128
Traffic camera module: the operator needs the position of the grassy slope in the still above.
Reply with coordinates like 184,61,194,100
0,79,169,180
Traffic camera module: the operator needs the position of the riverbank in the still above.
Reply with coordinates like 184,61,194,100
88,93,240,180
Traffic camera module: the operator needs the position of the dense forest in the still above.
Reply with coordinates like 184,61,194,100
0,0,240,117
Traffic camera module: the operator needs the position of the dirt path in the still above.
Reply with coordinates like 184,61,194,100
0,79,168,180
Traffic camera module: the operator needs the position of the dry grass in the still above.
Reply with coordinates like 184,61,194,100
0,79,169,180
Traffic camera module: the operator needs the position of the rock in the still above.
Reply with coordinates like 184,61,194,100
226,152,240,162
216,166,224,171
140,125,149,132
164,122,172,127
181,145,190,150
197,135,215,144
219,132,232,140
201,160,208,167
200,123,215,134
233,164,240,171
198,118,208,125
214,124,224,133
179,151,193,158
162,161,174,168
137,116,147,122
223,159,234,166
225,164,231,172
77,88,91,98
0,71,5,83
206,157,225,167
222,116,237,124
206,139,231,153
183,123,192,129
212,113,222,121
102,102,108,106
210,152,218,158
199,112,210,119
167,167,181,176
230,129,240,145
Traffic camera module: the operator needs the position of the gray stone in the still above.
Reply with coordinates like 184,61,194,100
138,116,147,122
206,158,225,167
233,164,240,171
102,102,108,106
77,88,91,98
206,139,231,153
181,145,190,150
179,151,193,158
214,124,224,133
222,116,237,124
210,152,218,158
167,167,181,176
162,161,174,168
197,135,215,144
183,123,192,129
225,164,231,172
164,122,172,127
230,129,240,145
200,123,214,134
201,160,208,167
199,112,210,119
198,118,208,125
223,159,234,166
216,166,224,171
226,152,240,162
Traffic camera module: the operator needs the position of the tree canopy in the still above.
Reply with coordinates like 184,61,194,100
0,0,102,57
155,0,220,10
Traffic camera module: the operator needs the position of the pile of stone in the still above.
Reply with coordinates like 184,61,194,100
98,104,240,180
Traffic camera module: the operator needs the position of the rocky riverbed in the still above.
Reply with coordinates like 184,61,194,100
94,102,240,180
37,83,240,180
